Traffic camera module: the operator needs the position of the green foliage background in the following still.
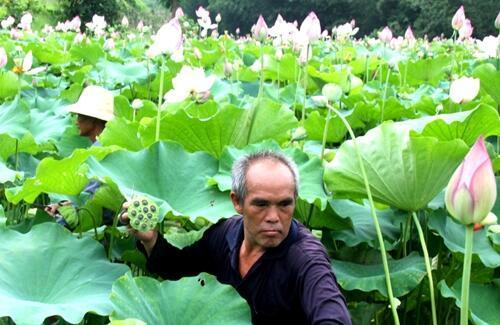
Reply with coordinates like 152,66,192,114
0,0,497,37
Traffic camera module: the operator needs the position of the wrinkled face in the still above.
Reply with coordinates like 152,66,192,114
76,114,95,137
231,159,296,250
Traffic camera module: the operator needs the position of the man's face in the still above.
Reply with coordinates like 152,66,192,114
76,114,95,137
231,159,296,250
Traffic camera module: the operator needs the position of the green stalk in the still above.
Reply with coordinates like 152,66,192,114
155,58,165,142
301,44,310,121
460,225,474,325
380,66,391,123
320,103,333,161
258,42,264,98
412,211,437,325
276,56,280,101
326,103,400,324
14,139,19,171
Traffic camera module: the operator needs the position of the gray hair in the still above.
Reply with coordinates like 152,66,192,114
231,151,300,204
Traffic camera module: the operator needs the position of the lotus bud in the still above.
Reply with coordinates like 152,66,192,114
193,47,202,60
121,16,129,27
236,28,240,35
0,47,7,68
128,196,159,232
131,99,143,110
496,12,500,30
300,12,321,42
74,33,84,44
445,136,497,225
378,26,393,43
452,6,466,30
404,26,415,41
292,126,307,140
103,38,115,50
449,77,480,104
252,15,268,41
19,13,32,31
223,61,233,77
175,7,184,18
458,19,473,40
1,16,15,29
349,75,363,91
275,47,283,61
323,149,335,162
215,13,222,23
137,20,144,32
322,83,343,102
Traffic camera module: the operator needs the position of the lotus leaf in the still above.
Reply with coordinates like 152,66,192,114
324,122,469,211
473,63,500,105
0,223,129,324
110,272,251,324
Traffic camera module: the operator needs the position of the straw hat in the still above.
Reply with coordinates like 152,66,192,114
67,85,115,121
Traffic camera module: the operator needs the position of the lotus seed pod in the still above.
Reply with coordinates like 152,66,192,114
127,196,160,231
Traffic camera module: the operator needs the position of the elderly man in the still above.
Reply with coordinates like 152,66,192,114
125,151,351,324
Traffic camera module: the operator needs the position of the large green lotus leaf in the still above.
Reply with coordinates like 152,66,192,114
394,105,500,146
294,198,352,230
0,133,54,161
110,272,251,324
428,210,500,268
6,146,117,204
329,199,403,249
438,279,500,325
0,160,22,184
141,98,298,159
398,56,451,87
99,117,144,151
0,222,129,324
0,71,20,100
70,42,105,65
86,141,235,222
304,110,348,143
333,252,426,297
473,63,500,105
29,108,71,144
210,140,328,209
0,97,29,139
96,59,149,86
26,40,71,65
324,122,469,211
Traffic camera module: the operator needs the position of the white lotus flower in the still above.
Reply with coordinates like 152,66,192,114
13,51,46,75
1,16,15,29
148,17,183,60
196,6,217,37
103,38,115,50
18,13,32,31
69,16,81,31
131,99,143,110
299,12,321,42
121,16,129,27
333,21,359,41
475,36,499,59
0,47,7,68
449,77,480,104
164,66,216,104
86,15,107,36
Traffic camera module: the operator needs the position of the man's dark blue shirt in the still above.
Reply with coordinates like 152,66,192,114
141,216,351,324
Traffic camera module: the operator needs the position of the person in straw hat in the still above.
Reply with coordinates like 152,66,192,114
45,85,115,225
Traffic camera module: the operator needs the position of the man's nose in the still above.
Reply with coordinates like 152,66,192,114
264,206,279,223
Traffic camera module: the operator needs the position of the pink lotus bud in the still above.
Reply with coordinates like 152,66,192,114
121,16,129,27
300,12,321,42
175,7,184,18
70,16,81,31
496,12,500,30
252,15,268,41
137,20,144,32
235,27,240,35
452,6,466,30
0,47,7,68
404,26,415,41
458,19,473,40
149,17,183,57
19,13,32,31
449,76,480,104
378,26,393,43
215,13,222,23
445,136,497,225
74,33,84,44
103,38,115,50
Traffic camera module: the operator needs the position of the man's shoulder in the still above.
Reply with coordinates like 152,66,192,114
286,221,331,267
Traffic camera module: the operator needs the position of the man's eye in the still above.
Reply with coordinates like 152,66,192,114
253,201,268,207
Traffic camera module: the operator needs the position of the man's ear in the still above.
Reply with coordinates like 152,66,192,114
230,192,243,214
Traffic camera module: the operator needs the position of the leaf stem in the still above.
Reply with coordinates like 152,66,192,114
320,104,333,161
380,66,391,123
412,211,437,325
326,103,399,324
155,58,165,142
460,225,474,325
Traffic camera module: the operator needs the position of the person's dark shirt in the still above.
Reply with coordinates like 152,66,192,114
139,216,351,324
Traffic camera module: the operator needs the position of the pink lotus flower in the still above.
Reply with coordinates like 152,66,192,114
496,12,500,30
103,38,115,50
175,7,184,18
18,13,32,31
74,33,84,44
70,16,81,31
164,66,216,104
299,12,321,42
196,6,217,37
452,6,466,30
378,26,393,43
404,26,415,41
147,17,183,61
0,47,7,68
252,15,268,41
445,136,497,225
459,19,473,40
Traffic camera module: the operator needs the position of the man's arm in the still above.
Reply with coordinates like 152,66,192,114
297,257,351,325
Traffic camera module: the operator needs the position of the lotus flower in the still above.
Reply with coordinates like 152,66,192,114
175,7,184,18
0,47,7,68
252,15,268,41
299,12,321,42
404,26,415,41
333,21,359,41
196,6,217,37
475,36,499,59
452,6,466,30
131,99,143,110
445,136,497,225
137,20,144,31
215,13,222,23
121,16,129,27
449,77,479,104
147,17,183,60
1,16,15,29
69,16,81,31
103,38,115,50
164,66,216,104
378,26,393,43
86,15,107,37
18,13,32,31
496,12,500,30
12,51,46,75
74,33,84,44
458,19,473,40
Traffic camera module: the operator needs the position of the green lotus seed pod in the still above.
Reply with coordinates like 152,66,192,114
127,196,160,231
